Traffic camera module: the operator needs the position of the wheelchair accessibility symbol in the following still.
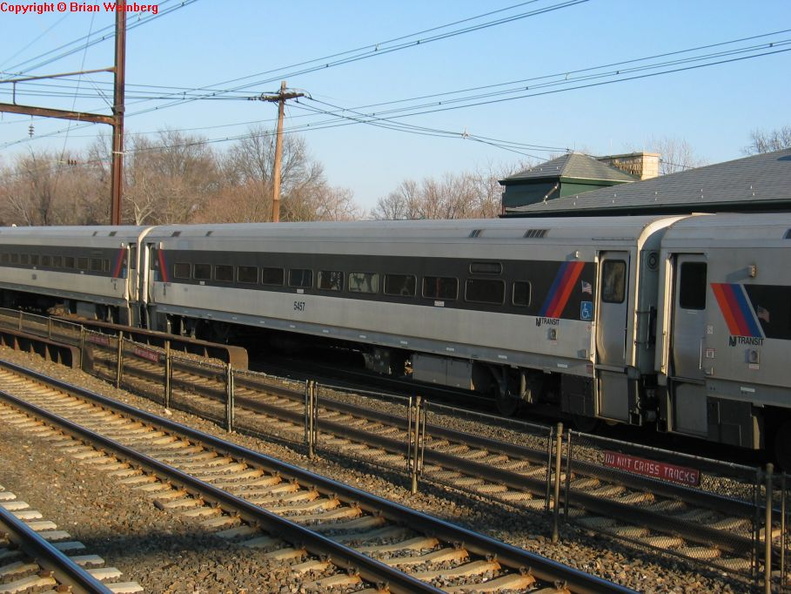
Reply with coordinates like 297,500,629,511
580,301,593,321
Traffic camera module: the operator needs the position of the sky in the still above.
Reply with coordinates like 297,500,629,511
0,0,790,214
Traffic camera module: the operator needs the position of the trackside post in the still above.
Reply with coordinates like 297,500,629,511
407,396,427,495
225,362,234,432
552,422,564,543
305,380,318,459
765,463,773,594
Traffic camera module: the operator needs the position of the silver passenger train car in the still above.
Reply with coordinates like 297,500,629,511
0,213,789,462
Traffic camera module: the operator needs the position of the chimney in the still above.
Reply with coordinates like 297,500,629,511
597,152,660,180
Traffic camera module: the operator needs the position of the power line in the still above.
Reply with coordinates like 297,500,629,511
105,0,589,118
2,19,789,165
4,28,788,128
2,34,788,158
1,0,198,76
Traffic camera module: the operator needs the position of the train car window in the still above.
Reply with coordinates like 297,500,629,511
0,253,8,264
238,266,258,284
53,255,62,268
384,274,416,297
318,270,343,291
21,254,29,265
41,255,51,267
10,253,19,264
215,264,234,282
103,260,110,272
194,263,211,281
512,281,532,307
77,257,89,270
465,279,505,305
129,246,137,270
602,260,626,304
349,272,380,294
289,268,313,289
31,255,39,266
91,258,103,272
679,262,707,310
173,263,191,280
262,267,284,286
469,262,502,275
423,276,458,300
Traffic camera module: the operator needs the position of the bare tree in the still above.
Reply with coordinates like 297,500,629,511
199,127,359,223
744,125,791,154
125,130,220,224
371,164,511,220
634,137,706,175
0,150,88,225
79,135,114,224
284,184,363,221
372,179,423,220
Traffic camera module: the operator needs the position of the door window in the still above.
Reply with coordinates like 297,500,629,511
602,260,626,303
679,262,707,310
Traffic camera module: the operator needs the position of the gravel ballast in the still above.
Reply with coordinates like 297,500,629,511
0,346,750,593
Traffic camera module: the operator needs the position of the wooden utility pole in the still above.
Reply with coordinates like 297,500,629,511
252,81,305,222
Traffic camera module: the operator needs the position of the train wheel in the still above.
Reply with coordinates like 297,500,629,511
773,420,791,471
494,386,520,416
570,414,600,434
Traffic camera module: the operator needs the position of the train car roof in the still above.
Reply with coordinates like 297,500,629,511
0,225,149,244
146,215,687,245
662,212,791,245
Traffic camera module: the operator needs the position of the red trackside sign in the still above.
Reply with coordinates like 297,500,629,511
604,451,701,487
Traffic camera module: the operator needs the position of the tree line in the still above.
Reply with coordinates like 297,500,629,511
0,127,367,227
0,127,785,227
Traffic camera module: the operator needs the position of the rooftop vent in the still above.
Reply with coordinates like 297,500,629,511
524,229,548,239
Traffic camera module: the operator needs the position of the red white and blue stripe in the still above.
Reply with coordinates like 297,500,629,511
711,283,763,338
111,248,126,279
539,261,585,318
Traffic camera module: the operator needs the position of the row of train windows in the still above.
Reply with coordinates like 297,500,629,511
172,262,533,307
0,252,111,272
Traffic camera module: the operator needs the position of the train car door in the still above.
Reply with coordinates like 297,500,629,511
140,242,157,329
595,252,630,421
668,254,709,437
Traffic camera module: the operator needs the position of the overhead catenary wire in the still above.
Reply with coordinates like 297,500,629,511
2,34,788,159
1,4,788,167
0,0,199,76
2,27,788,141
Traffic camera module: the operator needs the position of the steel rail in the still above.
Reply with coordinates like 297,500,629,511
0,388,443,594
236,377,760,519
0,501,114,594
0,360,636,594
121,358,764,557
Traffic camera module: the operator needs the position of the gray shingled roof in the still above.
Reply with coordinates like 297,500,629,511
506,148,791,215
502,152,637,184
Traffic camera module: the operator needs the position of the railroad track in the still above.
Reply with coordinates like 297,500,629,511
0,484,140,593
84,344,779,580
0,360,632,594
